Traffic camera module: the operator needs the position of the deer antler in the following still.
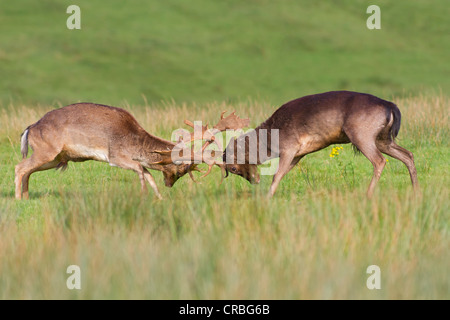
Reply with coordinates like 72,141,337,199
183,120,211,142
150,111,250,182
196,111,249,179
214,111,250,132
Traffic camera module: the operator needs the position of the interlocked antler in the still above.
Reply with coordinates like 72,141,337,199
214,111,250,132
199,111,250,178
151,111,250,182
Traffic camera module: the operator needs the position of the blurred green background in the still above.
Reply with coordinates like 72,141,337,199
0,0,448,106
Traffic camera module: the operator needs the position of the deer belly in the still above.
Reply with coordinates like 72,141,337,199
65,145,110,162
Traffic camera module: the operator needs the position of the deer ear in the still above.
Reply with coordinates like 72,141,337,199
151,150,173,155
147,149,179,165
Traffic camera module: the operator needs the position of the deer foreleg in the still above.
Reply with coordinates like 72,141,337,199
268,152,299,198
143,168,163,200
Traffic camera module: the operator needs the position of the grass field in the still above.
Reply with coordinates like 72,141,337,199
0,1,449,106
0,1,449,300
0,95,448,299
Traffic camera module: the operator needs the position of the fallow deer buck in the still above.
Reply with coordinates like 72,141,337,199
222,91,419,197
15,103,200,200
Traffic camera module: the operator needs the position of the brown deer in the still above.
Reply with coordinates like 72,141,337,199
222,91,419,197
15,103,197,200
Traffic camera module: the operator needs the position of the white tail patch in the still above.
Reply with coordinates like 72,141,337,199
20,129,29,159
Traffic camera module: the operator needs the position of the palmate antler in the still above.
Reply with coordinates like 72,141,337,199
151,111,250,182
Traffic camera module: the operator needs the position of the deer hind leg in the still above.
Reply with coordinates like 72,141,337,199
15,154,60,200
376,140,419,191
346,134,386,198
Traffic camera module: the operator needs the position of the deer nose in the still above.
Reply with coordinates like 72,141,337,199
251,174,260,184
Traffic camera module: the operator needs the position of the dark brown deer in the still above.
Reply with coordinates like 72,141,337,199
15,103,197,200
222,91,419,197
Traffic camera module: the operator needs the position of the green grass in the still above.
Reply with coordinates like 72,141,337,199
0,96,448,299
0,0,449,106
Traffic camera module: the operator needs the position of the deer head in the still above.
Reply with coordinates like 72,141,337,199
222,133,260,184
150,111,250,183
161,162,197,187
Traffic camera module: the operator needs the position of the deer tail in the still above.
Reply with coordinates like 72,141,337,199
20,127,31,159
388,103,402,141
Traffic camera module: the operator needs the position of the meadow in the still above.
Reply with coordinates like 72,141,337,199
0,1,449,105
0,95,448,299
0,0,448,300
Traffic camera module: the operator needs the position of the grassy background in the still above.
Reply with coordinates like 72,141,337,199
0,1,449,299
0,0,449,106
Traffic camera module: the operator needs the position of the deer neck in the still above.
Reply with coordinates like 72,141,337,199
137,130,176,169
232,122,277,165
254,120,278,164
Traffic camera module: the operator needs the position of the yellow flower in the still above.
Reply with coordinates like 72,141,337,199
329,145,346,159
